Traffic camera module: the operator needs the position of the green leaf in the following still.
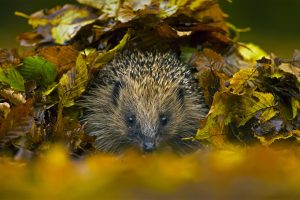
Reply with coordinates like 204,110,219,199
58,54,88,107
0,68,10,83
21,56,57,88
0,67,25,91
180,46,197,63
7,68,25,91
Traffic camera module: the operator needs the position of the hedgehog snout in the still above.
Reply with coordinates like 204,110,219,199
138,125,159,152
139,134,157,153
142,141,156,152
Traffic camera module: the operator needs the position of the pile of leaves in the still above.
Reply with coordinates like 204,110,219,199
194,48,300,147
0,0,299,159
1,0,300,198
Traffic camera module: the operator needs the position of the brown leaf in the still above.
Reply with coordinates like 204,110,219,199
0,99,35,147
0,49,20,66
118,3,137,23
16,32,45,47
155,23,179,38
190,48,229,104
37,45,79,75
292,49,300,67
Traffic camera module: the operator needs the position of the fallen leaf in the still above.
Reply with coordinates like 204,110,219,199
21,56,57,88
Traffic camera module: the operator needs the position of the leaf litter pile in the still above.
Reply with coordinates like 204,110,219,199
0,0,300,199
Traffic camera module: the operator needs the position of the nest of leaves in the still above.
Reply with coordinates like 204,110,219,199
0,0,299,160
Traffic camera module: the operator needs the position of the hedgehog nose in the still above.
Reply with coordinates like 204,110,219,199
142,142,155,152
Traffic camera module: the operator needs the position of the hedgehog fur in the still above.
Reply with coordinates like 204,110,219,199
79,50,208,153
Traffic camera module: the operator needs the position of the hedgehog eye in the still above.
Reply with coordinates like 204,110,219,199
160,115,168,126
126,114,136,127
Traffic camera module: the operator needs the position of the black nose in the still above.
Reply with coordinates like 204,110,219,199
142,142,155,152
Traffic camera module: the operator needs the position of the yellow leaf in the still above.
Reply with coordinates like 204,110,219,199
291,97,300,119
28,10,49,28
270,72,284,79
196,92,233,145
238,43,267,62
52,20,96,45
14,11,29,19
238,91,275,126
42,83,59,96
58,54,88,107
190,0,206,10
260,107,277,123
93,29,131,69
256,130,300,146
229,67,257,95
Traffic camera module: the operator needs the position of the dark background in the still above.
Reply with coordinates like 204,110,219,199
0,0,299,57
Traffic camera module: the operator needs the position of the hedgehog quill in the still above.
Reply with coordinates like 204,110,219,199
79,51,208,153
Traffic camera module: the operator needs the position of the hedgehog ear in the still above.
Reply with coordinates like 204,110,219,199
112,81,123,106
176,87,185,105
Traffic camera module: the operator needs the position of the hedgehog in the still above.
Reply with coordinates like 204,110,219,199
79,50,208,153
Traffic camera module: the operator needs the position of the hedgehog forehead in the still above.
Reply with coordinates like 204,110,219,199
121,77,179,116
129,62,186,83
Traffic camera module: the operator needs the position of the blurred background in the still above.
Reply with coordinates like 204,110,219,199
0,0,299,57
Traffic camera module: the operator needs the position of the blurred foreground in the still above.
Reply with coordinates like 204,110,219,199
1,145,300,200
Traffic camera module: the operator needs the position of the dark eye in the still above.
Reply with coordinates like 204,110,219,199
160,115,168,126
127,114,136,127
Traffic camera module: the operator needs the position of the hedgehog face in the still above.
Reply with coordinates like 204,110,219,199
115,79,185,152
121,109,175,152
